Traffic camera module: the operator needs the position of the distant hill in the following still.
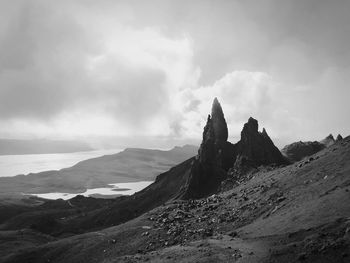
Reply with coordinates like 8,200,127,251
281,133,343,162
0,145,198,195
0,139,93,155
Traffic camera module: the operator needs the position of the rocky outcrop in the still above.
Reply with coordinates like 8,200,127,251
181,99,235,199
336,134,343,141
282,133,342,163
281,141,326,162
180,99,287,199
234,117,288,167
320,134,335,147
211,98,228,142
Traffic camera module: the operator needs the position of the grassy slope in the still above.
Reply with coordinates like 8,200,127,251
2,138,350,262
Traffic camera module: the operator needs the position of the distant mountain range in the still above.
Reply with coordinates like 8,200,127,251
0,145,198,195
0,139,93,155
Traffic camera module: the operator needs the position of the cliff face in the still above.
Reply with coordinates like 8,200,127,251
235,117,287,167
180,98,286,199
181,99,235,199
320,134,336,147
211,97,228,142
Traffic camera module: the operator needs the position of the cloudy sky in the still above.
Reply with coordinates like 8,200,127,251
0,0,349,148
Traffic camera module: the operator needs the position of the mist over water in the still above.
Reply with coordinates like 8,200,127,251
0,149,122,177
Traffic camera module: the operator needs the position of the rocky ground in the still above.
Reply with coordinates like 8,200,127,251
2,136,349,263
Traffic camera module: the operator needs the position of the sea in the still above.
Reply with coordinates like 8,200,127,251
0,149,122,178
0,149,153,199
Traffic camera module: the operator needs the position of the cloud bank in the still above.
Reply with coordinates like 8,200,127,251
0,0,349,147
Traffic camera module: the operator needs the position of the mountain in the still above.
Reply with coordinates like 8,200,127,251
180,99,288,199
1,99,349,263
282,133,343,162
2,133,349,263
0,139,93,155
0,145,198,196
0,98,288,235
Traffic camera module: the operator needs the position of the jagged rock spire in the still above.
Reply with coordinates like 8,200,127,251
181,98,232,199
240,117,259,141
179,103,287,200
336,134,343,141
236,117,287,166
198,98,229,164
321,134,335,147
211,98,228,142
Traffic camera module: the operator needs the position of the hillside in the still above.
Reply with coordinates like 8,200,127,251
0,99,349,263
0,145,198,195
1,136,349,263
281,133,344,162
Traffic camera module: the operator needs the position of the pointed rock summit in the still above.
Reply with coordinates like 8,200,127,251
198,98,231,166
320,134,335,147
180,99,287,199
336,134,343,141
235,117,287,167
211,98,228,142
181,98,234,199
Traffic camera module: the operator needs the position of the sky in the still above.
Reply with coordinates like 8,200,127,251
0,0,349,148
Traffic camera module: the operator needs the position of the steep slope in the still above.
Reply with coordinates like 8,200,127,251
4,98,348,263
60,157,195,233
3,136,349,263
0,99,288,237
0,158,194,236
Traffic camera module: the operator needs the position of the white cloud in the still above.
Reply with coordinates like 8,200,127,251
171,71,275,140
0,0,349,148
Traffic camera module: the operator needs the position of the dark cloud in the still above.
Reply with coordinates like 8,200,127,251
123,0,350,85
0,0,98,119
0,0,167,127
0,0,349,145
